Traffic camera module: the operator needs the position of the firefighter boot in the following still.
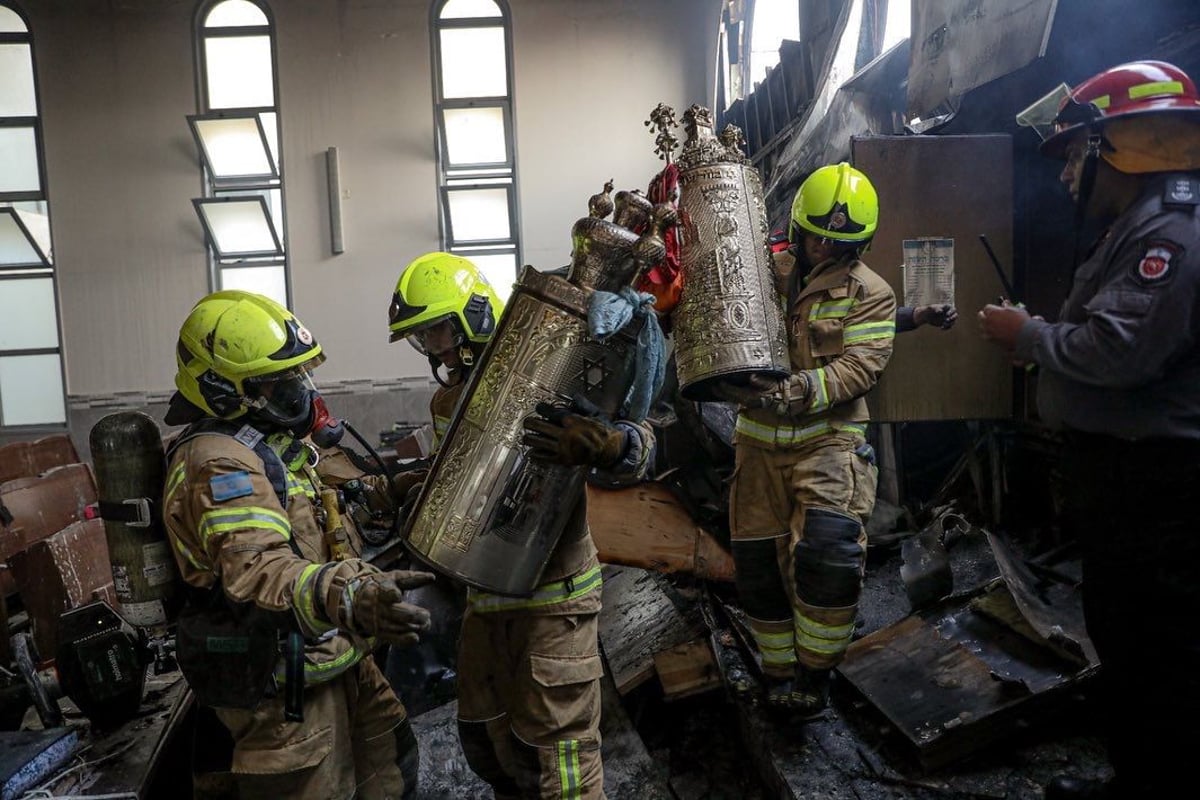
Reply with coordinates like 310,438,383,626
1044,776,1113,800
791,665,831,718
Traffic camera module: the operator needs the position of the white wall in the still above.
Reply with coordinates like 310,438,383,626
18,0,720,405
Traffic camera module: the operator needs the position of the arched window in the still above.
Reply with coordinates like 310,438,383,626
190,0,288,308
0,2,66,427
430,0,520,299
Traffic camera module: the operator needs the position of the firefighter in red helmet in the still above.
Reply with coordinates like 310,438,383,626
981,61,1200,800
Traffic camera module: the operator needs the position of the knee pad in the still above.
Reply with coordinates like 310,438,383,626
794,507,864,608
732,538,792,621
458,718,520,796
395,718,419,800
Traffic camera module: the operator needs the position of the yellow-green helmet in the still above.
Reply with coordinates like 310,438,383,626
789,162,879,244
387,252,503,345
175,290,323,419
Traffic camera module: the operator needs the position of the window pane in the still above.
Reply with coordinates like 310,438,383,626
196,198,281,257
205,35,274,109
0,210,47,267
443,107,507,165
193,116,275,179
440,28,507,98
0,7,26,32
0,126,40,194
882,0,911,50
0,44,36,117
0,353,65,425
219,266,287,308
440,0,502,19
0,277,59,349
205,0,268,27
447,187,510,242
749,0,801,85
464,252,517,302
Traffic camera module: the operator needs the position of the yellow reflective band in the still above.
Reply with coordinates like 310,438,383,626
557,739,582,799
198,505,291,546
1129,80,1183,100
293,563,333,637
735,415,867,446
843,320,895,344
275,638,371,686
754,629,797,667
809,298,856,320
1092,94,1111,109
286,474,317,500
468,565,603,613
793,612,855,655
165,463,187,502
809,368,830,413
171,537,206,570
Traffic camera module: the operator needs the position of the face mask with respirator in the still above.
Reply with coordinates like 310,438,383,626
246,371,345,447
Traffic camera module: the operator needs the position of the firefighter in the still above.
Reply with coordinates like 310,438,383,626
387,252,656,799
980,61,1200,800
716,163,897,717
163,290,434,800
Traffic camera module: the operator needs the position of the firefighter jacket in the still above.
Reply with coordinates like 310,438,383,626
1015,173,1200,441
164,426,388,689
428,368,655,613
736,249,897,449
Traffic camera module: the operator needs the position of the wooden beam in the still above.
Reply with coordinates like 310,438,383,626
653,639,721,701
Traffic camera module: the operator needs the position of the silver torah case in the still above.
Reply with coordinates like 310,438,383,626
402,205,652,597
671,105,790,401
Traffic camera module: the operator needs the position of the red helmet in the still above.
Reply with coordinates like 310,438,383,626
1039,60,1200,160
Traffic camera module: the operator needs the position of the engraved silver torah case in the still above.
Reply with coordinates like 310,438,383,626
403,216,648,597
672,105,790,401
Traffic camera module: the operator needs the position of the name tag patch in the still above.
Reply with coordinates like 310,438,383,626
210,471,255,502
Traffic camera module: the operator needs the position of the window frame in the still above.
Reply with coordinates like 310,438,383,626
429,0,522,284
0,2,67,430
192,0,291,307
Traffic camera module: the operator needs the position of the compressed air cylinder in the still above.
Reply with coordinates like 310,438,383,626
90,411,179,628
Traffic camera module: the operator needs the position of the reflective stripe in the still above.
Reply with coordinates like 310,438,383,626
809,368,830,413
793,611,855,656
286,473,317,501
172,537,206,570
274,637,371,686
735,415,867,446
293,563,333,637
1091,94,1112,110
468,565,603,613
557,739,582,800
165,463,187,502
197,505,291,547
1129,80,1184,99
808,298,856,320
433,415,451,449
842,320,895,345
751,629,797,667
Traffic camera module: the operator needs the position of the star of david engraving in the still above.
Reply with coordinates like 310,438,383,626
577,356,611,392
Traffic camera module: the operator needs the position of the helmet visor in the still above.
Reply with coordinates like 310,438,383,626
1016,82,1072,140
244,369,318,426
404,315,464,356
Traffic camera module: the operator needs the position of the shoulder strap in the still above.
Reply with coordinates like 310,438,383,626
167,419,290,514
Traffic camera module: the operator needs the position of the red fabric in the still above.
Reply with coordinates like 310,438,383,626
636,164,684,314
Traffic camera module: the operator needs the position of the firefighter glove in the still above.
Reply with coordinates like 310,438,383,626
390,469,427,504
346,570,436,647
522,397,628,468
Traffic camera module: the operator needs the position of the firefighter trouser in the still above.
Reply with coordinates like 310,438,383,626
729,432,877,677
456,603,605,800
214,656,416,800
1062,432,1200,798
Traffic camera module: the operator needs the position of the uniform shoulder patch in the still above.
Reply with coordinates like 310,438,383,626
1133,239,1183,286
209,471,255,502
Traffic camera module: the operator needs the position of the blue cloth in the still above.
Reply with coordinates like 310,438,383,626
209,471,255,502
587,287,667,422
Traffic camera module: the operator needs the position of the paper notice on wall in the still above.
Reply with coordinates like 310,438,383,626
901,238,956,307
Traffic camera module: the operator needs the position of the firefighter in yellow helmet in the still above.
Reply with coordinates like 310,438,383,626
388,252,655,799
715,163,896,718
163,290,434,799
982,61,1200,800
